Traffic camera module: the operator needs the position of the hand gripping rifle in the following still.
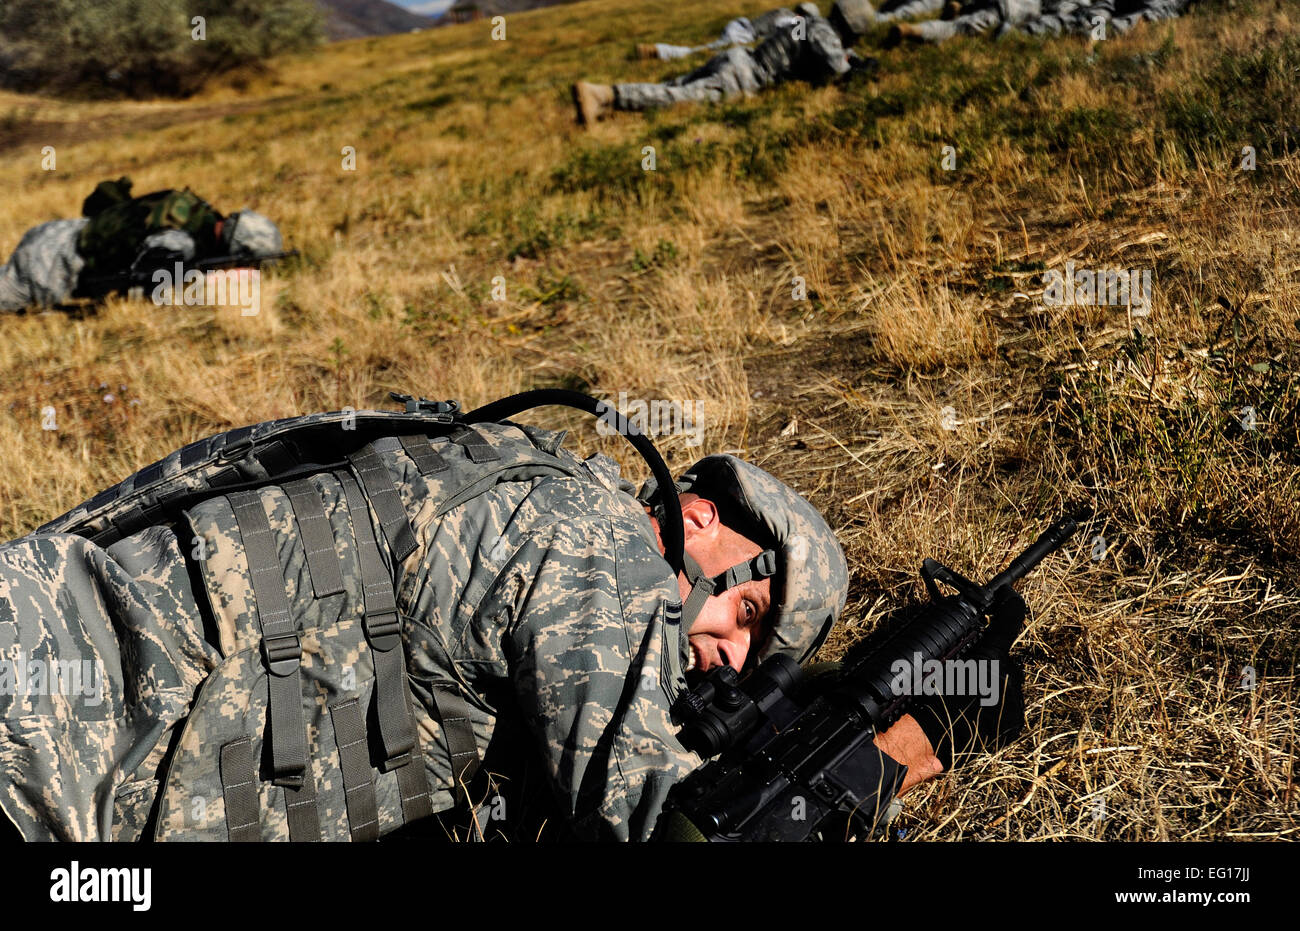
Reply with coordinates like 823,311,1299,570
654,516,1078,842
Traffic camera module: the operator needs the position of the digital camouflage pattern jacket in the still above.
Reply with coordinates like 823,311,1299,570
750,8,853,86
0,419,697,842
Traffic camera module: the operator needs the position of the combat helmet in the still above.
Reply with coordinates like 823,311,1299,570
830,0,877,38
646,455,849,666
223,210,283,258
795,2,823,19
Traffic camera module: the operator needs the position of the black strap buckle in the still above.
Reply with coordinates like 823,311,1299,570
364,610,402,652
389,393,461,421
218,437,254,463
262,633,302,676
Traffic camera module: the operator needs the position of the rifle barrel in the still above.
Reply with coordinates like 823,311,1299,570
985,516,1078,597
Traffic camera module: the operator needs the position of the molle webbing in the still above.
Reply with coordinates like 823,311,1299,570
283,478,346,598
337,470,418,770
178,418,587,841
429,687,482,790
219,475,433,842
347,444,419,563
396,685,435,823
330,699,381,842
227,489,309,789
334,467,435,818
214,771,318,845
284,771,322,842
399,433,449,476
450,425,501,464
220,738,262,842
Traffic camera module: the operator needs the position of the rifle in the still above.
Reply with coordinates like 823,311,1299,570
72,250,298,301
655,515,1079,842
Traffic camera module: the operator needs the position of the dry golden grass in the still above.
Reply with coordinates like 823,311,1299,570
0,0,1295,840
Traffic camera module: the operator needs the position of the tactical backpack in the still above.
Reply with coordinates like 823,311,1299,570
37,390,683,842
75,177,223,278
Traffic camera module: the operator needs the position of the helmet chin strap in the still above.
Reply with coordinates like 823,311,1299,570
679,549,779,648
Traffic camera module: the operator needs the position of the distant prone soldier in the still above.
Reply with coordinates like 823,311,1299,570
0,177,287,313
634,7,806,61
574,3,878,124
887,0,1043,42
1002,0,1196,38
826,0,950,29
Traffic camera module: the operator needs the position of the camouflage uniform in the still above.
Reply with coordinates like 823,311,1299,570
1003,0,1192,37
650,8,802,60
615,9,854,111
0,221,212,312
875,0,948,23
0,418,848,842
0,198,281,312
828,0,958,27
904,0,1041,42
1001,0,1097,35
0,219,89,313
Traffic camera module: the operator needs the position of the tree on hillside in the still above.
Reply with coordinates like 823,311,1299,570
0,0,323,97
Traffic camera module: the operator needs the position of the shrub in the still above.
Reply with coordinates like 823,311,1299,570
0,0,323,97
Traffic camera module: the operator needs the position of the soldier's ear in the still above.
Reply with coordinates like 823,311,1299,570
680,496,720,537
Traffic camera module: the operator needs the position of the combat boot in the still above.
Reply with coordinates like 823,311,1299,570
572,82,615,125
636,43,661,60
887,21,925,42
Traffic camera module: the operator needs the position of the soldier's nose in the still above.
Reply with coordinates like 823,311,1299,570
717,643,736,670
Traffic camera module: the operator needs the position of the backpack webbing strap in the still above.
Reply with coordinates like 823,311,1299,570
283,478,346,598
227,490,309,788
284,772,322,843
395,683,434,824
329,699,381,842
336,471,419,771
347,444,419,563
399,434,449,476
397,761,433,824
450,426,501,464
430,687,482,790
220,738,261,842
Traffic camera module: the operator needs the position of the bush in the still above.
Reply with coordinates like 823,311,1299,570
0,0,323,97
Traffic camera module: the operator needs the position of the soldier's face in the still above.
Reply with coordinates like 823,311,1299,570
676,496,773,673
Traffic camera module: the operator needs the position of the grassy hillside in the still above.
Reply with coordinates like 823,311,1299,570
0,0,1296,839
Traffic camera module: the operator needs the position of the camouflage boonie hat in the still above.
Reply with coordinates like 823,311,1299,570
673,455,849,664
830,0,877,36
223,210,283,258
